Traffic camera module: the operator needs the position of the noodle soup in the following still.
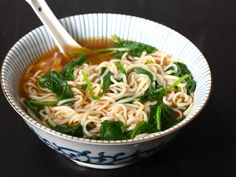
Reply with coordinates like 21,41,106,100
20,35,196,140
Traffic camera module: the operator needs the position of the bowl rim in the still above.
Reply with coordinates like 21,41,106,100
1,13,212,145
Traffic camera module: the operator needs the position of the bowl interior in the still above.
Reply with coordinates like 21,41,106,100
1,13,211,143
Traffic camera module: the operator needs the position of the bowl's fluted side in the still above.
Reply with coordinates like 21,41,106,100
25,119,176,169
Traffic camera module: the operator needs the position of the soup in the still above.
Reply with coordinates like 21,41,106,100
20,35,196,140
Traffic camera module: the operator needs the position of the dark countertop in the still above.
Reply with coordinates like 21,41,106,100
1,0,236,176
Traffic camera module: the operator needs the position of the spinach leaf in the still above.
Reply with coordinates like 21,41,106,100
147,103,179,132
100,71,112,96
82,70,100,100
149,87,165,100
25,99,44,116
72,47,129,58
157,103,178,131
62,56,87,80
25,98,58,116
148,104,158,124
117,63,127,75
140,81,165,101
130,67,154,82
116,95,133,103
186,78,196,94
156,105,162,131
98,67,112,96
130,121,156,139
113,52,124,59
51,123,83,137
39,71,74,100
175,62,196,94
73,35,156,60
112,35,156,57
70,48,90,57
27,99,58,106
175,62,191,76
82,66,112,99
165,74,189,93
100,120,128,140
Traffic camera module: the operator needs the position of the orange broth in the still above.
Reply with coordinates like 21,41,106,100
20,38,114,97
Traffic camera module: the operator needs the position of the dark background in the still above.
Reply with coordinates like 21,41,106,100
1,0,235,176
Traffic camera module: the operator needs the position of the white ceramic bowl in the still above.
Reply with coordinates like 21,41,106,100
1,13,211,169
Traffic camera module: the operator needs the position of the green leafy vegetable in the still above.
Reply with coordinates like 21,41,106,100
140,81,165,101
27,99,58,106
186,78,196,94
112,35,156,57
130,121,156,139
82,68,111,98
101,72,111,95
130,121,145,139
25,98,58,115
147,103,179,132
117,63,127,75
99,68,112,96
25,99,44,115
113,52,124,59
81,70,100,100
79,84,87,90
100,120,128,140
50,123,83,137
165,74,189,93
149,87,165,100
70,48,90,57
89,47,130,54
157,103,178,131
175,62,196,94
72,35,156,61
71,47,129,62
148,104,158,124
175,62,191,76
38,57,87,102
72,47,129,57
130,67,154,82
156,105,162,131
39,71,74,100
62,56,87,80
116,95,133,102
131,104,178,138
72,35,156,62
